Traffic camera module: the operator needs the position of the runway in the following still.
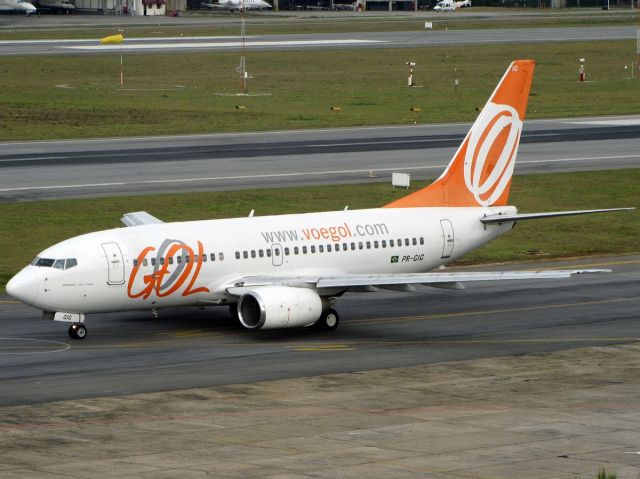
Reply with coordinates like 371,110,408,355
0,26,635,55
1,115,639,201
0,254,638,407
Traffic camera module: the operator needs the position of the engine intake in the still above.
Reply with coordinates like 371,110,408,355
237,286,324,330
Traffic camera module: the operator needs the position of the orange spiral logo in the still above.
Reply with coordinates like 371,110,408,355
463,102,522,206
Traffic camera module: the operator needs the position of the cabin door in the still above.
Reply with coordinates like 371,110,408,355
440,219,455,259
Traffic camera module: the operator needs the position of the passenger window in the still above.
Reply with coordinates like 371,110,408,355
210,253,216,261
302,246,308,254
133,259,139,267
381,240,386,248
219,253,224,261
390,239,395,247
374,241,379,248
151,258,156,266
185,255,190,264
235,252,240,260
194,255,199,262
251,250,256,259
169,257,174,265
398,238,402,246
266,249,272,257
284,247,290,256
275,248,280,256
143,259,148,267
342,243,348,251
420,237,424,245
327,244,332,252
202,254,207,262
405,238,410,246
319,245,324,253
358,242,363,250
160,257,165,265
294,247,299,255
412,238,417,246
243,251,248,259
311,245,316,254
351,243,356,250
259,250,264,258
366,241,371,249
177,256,182,264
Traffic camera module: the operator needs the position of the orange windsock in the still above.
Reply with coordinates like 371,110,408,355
100,34,124,45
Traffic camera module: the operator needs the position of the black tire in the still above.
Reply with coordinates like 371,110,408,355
69,323,87,340
316,308,340,331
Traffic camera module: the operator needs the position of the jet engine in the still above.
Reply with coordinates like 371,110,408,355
237,286,325,330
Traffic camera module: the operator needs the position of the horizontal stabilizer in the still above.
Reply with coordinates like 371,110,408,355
121,211,164,227
481,207,635,224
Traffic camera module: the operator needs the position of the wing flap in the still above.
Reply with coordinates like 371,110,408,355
224,270,610,296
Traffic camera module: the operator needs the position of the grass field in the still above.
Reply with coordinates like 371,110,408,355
1,169,638,295
1,40,638,141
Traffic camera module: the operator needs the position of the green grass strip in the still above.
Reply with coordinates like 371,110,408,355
1,40,639,141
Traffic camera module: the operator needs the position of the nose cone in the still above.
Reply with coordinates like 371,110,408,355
6,268,39,306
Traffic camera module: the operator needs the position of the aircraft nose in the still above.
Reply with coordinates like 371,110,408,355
6,268,39,306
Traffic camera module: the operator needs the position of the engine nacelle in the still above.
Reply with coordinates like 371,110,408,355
237,286,324,330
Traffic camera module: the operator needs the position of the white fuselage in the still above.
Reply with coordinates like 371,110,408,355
11,205,515,315
0,0,37,13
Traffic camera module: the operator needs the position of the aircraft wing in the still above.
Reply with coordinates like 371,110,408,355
481,208,634,224
121,211,164,227
225,269,609,296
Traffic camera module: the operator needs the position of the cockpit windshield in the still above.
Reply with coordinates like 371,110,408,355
31,257,78,270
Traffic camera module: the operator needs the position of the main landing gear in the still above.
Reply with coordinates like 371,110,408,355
68,323,87,340
314,308,340,331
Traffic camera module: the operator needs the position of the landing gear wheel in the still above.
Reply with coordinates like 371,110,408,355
315,308,340,331
68,323,87,340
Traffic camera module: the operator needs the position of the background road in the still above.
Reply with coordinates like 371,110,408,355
0,255,638,407
0,26,636,55
1,115,638,201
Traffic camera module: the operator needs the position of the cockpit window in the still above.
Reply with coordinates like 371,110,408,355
32,257,55,267
31,257,78,269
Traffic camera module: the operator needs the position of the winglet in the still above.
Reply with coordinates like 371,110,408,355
385,60,536,208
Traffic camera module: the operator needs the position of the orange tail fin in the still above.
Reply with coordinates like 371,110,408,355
385,60,535,209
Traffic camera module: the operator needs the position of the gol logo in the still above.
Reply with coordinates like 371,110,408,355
463,102,523,206
127,239,210,300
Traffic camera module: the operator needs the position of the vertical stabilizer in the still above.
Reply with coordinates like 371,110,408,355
385,60,535,208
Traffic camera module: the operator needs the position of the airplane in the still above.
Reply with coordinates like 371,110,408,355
201,0,271,11
0,0,37,14
32,0,75,12
433,0,456,11
6,59,634,340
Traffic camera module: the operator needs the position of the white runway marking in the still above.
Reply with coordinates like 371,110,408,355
65,39,386,51
568,119,640,126
0,154,638,194
0,337,70,355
